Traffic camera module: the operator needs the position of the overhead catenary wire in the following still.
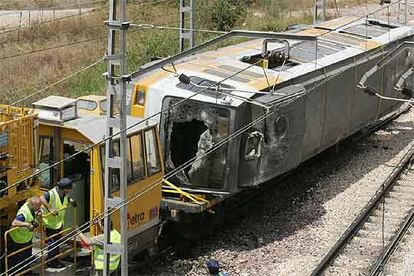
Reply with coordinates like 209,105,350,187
2,0,408,195
0,24,225,60
6,93,301,276
0,9,97,35
4,3,412,274
0,24,104,46
2,1,408,194
4,41,389,274
0,36,105,60
3,57,278,275
0,57,105,112
7,45,370,273
0,0,176,35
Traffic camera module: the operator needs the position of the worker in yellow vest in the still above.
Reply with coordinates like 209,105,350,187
8,196,42,275
78,220,121,276
40,178,75,269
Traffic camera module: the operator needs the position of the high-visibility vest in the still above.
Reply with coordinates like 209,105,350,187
42,187,68,229
93,230,121,271
9,203,35,244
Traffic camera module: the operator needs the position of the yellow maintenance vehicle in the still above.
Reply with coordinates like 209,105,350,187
0,104,38,236
34,95,163,255
0,96,163,275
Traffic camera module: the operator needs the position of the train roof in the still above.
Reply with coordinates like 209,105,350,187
133,16,414,108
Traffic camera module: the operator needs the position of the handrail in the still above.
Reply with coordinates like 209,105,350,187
4,205,77,276
162,178,209,206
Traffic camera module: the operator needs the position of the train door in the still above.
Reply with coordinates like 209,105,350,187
62,140,90,227
38,136,55,188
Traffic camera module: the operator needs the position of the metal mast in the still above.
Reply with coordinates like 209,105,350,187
179,0,194,52
104,0,129,275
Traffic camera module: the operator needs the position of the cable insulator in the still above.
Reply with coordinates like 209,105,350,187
178,73,191,85
363,85,377,96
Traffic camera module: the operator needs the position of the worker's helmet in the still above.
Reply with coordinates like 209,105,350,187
58,178,73,189
206,260,220,274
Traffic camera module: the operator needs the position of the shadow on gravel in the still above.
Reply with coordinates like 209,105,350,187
137,117,414,275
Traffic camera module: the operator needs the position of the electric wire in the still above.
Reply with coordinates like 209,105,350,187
0,57,105,112
2,0,409,195
4,49,384,274
0,0,176,35
3,59,276,275
0,24,104,46
6,93,300,276
3,3,412,273
0,36,105,60
2,2,409,194
0,9,98,35
0,54,260,196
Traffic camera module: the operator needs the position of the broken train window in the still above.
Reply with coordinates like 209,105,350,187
144,128,161,176
245,131,264,160
163,98,230,188
274,116,287,139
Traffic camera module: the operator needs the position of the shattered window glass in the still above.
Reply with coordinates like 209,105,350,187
245,131,264,160
163,98,231,188
144,128,161,176
274,116,287,139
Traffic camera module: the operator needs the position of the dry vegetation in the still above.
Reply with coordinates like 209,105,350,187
0,0,377,106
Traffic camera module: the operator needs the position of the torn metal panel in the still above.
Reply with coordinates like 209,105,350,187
161,98,231,189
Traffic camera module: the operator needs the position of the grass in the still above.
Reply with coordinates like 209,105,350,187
0,0,377,105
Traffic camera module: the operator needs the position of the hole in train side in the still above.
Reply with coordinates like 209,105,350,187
161,98,230,189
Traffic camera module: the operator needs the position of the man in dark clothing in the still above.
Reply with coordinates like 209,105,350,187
40,178,74,269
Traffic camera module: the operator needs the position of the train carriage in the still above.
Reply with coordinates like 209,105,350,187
128,16,414,219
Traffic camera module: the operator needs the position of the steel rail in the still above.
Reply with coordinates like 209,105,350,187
310,142,414,276
370,192,414,275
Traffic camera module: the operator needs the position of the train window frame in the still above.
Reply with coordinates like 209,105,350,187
38,136,54,189
100,131,147,192
274,115,288,139
100,140,121,192
99,99,107,113
78,99,98,111
134,90,146,106
144,128,161,177
128,132,145,182
244,131,264,160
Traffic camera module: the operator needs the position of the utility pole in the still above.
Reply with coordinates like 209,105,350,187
314,0,326,24
179,0,194,52
322,0,326,21
104,0,129,275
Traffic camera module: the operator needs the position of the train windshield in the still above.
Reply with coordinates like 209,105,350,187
161,98,230,189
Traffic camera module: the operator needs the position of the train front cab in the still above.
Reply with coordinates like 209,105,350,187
36,99,163,256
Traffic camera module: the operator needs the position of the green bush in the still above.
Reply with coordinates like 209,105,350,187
210,0,247,31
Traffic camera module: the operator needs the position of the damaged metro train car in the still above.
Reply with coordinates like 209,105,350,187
128,16,414,220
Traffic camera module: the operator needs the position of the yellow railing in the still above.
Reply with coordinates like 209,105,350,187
4,205,77,276
162,178,210,206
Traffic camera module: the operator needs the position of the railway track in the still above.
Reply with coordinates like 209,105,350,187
311,143,414,276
